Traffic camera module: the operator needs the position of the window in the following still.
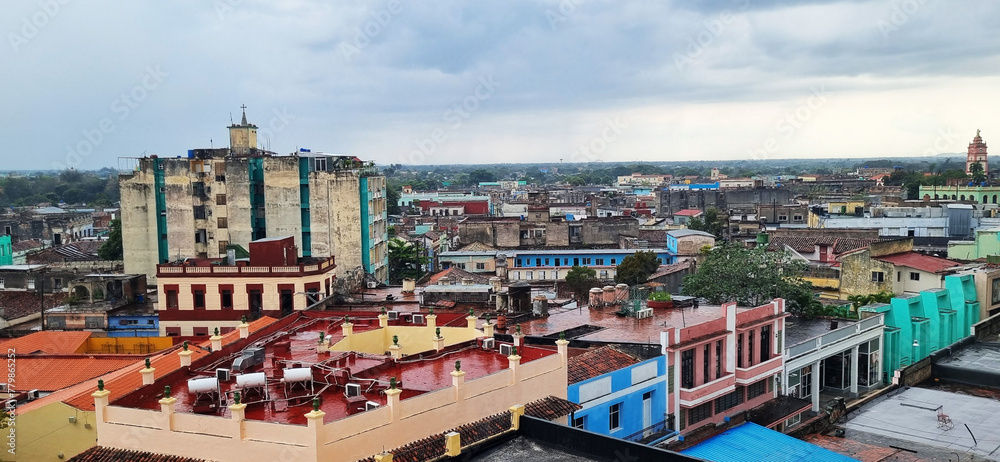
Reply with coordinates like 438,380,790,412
536,258,542,266
871,271,885,283
193,206,207,220
610,258,616,265
583,258,592,265
54,278,62,290
165,327,181,336
221,290,233,309
218,217,228,228
897,271,901,282
27,278,35,290
596,258,605,265
714,388,744,414
3,226,10,235
476,262,486,270
193,327,209,336
539,271,546,280
747,330,754,367
778,215,788,222
216,194,227,205
747,379,767,400
515,259,522,267
688,402,712,425
681,349,694,389
218,240,229,255
193,290,205,309
760,325,771,363
609,403,621,431
793,215,803,221
599,270,608,278
737,333,744,368
544,258,550,265
166,290,178,309
715,340,722,378
195,229,207,244
909,272,920,281
0,278,4,289
572,415,586,429
703,344,710,383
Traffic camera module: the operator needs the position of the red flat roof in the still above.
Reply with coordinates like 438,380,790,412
673,209,704,217
875,252,960,274
517,304,722,343
121,311,555,425
0,331,91,354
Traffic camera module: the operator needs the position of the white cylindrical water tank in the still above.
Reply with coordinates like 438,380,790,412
283,367,312,383
188,377,219,394
236,372,266,388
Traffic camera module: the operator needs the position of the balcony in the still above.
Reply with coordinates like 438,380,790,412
679,374,735,407
735,356,783,385
156,256,336,278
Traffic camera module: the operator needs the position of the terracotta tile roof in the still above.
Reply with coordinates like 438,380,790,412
458,242,496,252
423,266,491,286
0,330,91,354
69,446,207,462
875,252,961,274
11,239,43,252
647,261,693,281
567,346,641,384
15,356,140,392
0,291,69,320
673,209,704,217
524,395,581,420
768,236,887,256
61,316,278,411
356,396,579,462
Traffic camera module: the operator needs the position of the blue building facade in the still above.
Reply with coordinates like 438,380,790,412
507,249,674,282
107,314,160,337
567,356,671,443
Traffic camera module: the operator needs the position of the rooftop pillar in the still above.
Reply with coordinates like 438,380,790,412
445,431,461,456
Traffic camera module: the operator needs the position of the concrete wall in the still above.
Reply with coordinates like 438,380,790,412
120,165,159,281
838,249,895,299
9,401,97,462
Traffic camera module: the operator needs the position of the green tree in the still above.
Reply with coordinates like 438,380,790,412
682,244,820,315
386,186,401,215
565,266,597,300
387,238,429,284
687,208,725,239
614,251,661,284
468,169,497,184
846,291,894,310
98,218,123,260
970,161,987,184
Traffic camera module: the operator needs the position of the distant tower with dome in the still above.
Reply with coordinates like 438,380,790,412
967,129,988,176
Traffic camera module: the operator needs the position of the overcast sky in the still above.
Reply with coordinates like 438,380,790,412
3,0,1000,170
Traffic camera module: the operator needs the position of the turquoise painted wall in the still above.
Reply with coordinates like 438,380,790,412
0,235,11,266
862,274,980,380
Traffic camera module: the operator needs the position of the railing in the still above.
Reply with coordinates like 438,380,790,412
157,257,336,276
622,419,673,444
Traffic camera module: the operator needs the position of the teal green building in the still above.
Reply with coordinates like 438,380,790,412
0,235,11,265
861,274,979,380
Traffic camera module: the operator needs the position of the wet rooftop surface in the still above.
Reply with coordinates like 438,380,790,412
844,387,1000,460
516,304,728,344
784,317,858,347
470,436,602,461
935,343,1000,375
130,311,554,425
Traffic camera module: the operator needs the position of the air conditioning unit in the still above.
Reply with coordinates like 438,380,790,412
345,383,361,397
499,344,514,356
412,314,424,324
387,311,399,320
482,338,495,350
0,383,7,393
27,389,40,401
216,368,231,382
367,282,377,289
365,401,380,411
636,308,653,319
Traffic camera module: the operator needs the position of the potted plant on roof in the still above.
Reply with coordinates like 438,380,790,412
647,291,673,309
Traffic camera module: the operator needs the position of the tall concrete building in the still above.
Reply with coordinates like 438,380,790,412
119,109,387,286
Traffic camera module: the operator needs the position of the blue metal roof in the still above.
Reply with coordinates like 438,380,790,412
681,422,858,462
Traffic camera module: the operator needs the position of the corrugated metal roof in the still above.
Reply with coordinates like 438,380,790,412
681,422,858,462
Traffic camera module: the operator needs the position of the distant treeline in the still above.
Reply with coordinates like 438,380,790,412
0,168,119,207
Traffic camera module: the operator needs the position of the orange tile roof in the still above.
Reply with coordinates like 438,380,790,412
16,356,140,392
69,446,207,462
0,331,91,354
62,317,278,411
567,346,641,384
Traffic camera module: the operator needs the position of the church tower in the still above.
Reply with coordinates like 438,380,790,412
967,129,988,176
228,105,258,156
